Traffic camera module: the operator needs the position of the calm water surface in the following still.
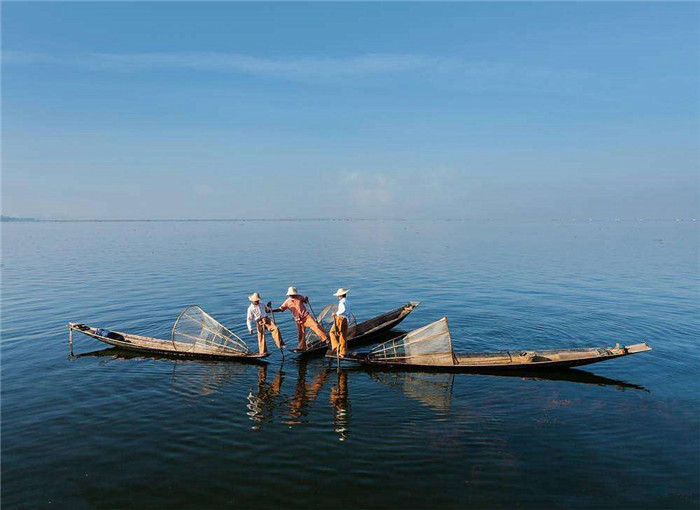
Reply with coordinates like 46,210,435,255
2,220,698,509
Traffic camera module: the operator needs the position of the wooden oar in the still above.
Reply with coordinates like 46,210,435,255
68,325,74,357
335,315,341,371
306,299,318,322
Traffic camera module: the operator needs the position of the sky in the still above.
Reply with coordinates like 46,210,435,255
2,2,698,220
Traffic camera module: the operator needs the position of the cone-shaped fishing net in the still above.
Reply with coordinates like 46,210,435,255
367,317,455,366
305,303,357,350
171,306,249,355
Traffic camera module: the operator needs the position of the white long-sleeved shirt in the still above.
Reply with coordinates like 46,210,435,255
337,297,352,320
246,303,268,332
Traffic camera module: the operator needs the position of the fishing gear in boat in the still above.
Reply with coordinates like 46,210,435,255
294,302,420,356
304,302,356,352
171,305,250,354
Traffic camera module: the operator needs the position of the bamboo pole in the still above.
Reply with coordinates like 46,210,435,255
267,301,283,360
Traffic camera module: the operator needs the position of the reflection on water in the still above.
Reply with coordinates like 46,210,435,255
77,346,648,440
330,371,350,440
172,361,251,399
492,369,650,392
370,372,455,411
287,360,328,425
247,365,284,428
4,221,695,508
77,347,252,398
248,361,351,439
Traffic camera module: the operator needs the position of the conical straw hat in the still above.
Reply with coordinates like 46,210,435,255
286,286,298,296
248,292,262,302
333,288,349,297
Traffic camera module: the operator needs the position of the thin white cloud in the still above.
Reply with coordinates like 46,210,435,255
195,184,213,196
4,50,452,77
3,51,64,65
341,171,396,207
2,50,588,89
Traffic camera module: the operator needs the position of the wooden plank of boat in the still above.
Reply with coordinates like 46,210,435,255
452,343,651,370
68,322,270,361
291,301,420,356
334,317,652,372
343,343,653,371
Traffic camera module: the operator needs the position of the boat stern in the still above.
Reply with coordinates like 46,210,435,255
624,342,652,354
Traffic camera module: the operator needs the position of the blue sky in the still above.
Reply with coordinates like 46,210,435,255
2,2,698,220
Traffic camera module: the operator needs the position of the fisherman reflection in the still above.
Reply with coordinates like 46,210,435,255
247,364,284,429
287,359,327,424
246,359,353,435
330,371,350,441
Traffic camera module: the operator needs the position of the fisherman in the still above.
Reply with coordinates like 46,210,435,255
246,292,284,355
272,286,329,350
329,287,352,356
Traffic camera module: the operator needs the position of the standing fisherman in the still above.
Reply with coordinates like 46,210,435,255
246,292,284,355
272,286,329,351
329,287,352,356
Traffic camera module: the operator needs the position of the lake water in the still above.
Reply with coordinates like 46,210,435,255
2,220,698,509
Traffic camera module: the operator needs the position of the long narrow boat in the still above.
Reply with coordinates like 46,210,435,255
68,305,269,362
292,301,420,356
335,317,652,371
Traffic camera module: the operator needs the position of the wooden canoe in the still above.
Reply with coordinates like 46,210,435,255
68,321,269,362
335,317,652,372
292,301,420,356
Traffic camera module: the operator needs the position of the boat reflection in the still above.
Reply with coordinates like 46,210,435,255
170,360,250,398
369,372,454,412
76,347,648,439
354,365,649,393
76,346,253,398
490,369,650,391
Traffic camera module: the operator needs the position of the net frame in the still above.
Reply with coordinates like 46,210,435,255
367,317,456,366
305,303,357,350
171,305,250,355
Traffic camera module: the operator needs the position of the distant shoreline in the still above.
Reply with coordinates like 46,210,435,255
0,216,39,222
2,217,697,223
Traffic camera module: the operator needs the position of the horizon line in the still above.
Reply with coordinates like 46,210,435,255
2,217,698,223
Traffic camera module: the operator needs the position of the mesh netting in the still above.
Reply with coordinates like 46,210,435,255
367,317,455,366
305,303,357,350
171,306,249,355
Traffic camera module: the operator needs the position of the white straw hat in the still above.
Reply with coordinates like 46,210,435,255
248,292,262,302
333,288,349,297
286,286,298,296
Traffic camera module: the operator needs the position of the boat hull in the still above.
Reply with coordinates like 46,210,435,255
69,323,270,362
337,343,651,372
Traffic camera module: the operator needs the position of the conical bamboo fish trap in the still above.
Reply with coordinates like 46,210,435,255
171,305,250,355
